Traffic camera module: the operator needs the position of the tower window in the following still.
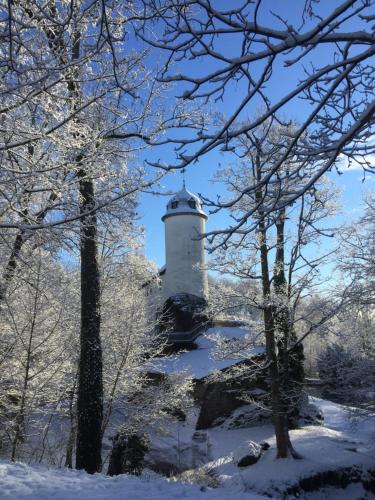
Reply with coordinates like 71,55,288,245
188,200,196,209
171,201,178,209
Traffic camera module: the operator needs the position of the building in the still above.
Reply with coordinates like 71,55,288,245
160,183,208,301
142,183,209,343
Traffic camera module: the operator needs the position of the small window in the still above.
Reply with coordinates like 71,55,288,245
188,200,196,209
171,201,178,209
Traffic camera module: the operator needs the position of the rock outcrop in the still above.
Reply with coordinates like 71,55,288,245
233,440,263,467
193,354,270,430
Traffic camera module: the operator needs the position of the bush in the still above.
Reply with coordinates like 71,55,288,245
318,343,375,400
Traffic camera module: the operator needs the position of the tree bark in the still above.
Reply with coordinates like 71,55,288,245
75,171,103,473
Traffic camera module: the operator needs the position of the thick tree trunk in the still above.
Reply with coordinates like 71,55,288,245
75,172,103,474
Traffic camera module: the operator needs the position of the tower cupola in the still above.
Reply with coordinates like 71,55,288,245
162,184,207,221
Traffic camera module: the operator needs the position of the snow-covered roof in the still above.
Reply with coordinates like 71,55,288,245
162,183,207,221
148,326,264,379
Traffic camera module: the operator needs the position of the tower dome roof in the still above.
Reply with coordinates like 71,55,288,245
162,184,208,221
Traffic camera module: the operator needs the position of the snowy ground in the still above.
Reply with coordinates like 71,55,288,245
146,397,375,498
0,460,266,500
1,398,374,499
205,397,375,497
149,326,263,379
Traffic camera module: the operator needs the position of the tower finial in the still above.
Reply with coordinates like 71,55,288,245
181,168,186,189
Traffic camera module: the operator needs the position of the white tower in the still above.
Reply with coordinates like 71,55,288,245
161,184,208,300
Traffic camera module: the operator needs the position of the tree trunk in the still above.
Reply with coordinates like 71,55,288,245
65,376,78,469
21,1,104,474
0,190,57,302
274,209,291,406
274,210,305,429
254,148,290,458
75,172,103,474
0,233,24,302
258,224,290,458
11,259,41,461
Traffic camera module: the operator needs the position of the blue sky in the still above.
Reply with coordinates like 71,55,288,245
136,1,374,270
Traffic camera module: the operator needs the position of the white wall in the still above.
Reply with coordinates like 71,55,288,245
163,214,208,300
